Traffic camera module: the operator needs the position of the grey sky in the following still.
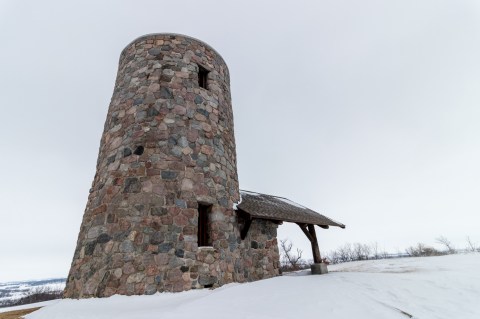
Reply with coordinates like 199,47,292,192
1,0,480,282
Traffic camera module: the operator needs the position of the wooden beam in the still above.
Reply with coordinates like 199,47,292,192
241,217,253,240
296,223,313,242
307,224,322,264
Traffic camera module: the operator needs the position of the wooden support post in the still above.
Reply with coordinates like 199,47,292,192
296,223,313,242
307,224,322,264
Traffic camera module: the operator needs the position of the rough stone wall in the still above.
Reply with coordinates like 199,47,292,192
64,34,279,298
240,219,281,282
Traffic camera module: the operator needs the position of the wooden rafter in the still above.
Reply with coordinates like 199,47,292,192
296,223,313,242
297,223,323,264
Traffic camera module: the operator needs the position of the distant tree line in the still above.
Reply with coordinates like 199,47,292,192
279,235,479,271
0,286,63,308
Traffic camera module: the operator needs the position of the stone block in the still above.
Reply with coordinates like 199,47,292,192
310,263,329,275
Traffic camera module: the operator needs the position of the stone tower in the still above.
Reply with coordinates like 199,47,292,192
64,34,262,298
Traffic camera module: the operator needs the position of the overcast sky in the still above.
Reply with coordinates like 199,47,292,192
1,0,480,282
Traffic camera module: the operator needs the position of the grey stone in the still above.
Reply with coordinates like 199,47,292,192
177,136,188,148
161,171,177,180
134,204,145,213
150,231,164,245
197,109,209,117
148,48,162,56
97,233,111,244
171,146,183,157
84,242,96,256
311,263,329,275
123,148,132,157
194,95,203,104
168,256,184,268
198,275,216,286
147,107,160,117
124,177,141,193
145,285,157,295
159,87,173,99
120,240,134,253
158,242,173,253
136,111,147,120
175,199,187,208
150,207,167,216
175,249,184,258
106,155,116,165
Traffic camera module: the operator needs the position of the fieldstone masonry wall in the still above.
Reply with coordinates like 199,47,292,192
64,34,279,298
240,219,280,281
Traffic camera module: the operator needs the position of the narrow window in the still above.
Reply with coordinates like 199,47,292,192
133,145,144,155
198,65,209,89
198,203,212,246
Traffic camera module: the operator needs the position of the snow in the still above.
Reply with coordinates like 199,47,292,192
275,196,307,209
17,254,480,319
239,190,261,196
238,190,307,209
232,193,242,210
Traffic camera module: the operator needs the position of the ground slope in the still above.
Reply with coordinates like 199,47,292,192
17,254,480,319
0,279,65,306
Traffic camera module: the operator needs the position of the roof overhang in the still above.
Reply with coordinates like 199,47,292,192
235,190,346,229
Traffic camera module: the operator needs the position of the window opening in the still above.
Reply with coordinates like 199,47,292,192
198,203,212,246
133,146,144,155
198,65,209,89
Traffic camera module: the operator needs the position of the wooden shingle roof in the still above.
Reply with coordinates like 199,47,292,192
236,190,345,229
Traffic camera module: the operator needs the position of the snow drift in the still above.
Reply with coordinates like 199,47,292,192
9,254,480,319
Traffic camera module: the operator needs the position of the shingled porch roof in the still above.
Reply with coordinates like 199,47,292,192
235,190,345,229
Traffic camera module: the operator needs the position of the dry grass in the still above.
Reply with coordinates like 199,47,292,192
0,307,41,319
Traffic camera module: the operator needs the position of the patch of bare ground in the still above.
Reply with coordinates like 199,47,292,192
0,307,41,319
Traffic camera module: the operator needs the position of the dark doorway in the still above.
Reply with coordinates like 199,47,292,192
198,65,209,89
198,203,212,246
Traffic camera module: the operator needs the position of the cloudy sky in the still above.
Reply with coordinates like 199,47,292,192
1,0,480,282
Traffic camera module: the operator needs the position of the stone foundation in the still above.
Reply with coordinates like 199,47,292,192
310,263,328,275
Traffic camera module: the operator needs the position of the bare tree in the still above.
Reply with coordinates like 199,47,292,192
406,243,442,257
279,239,304,271
436,236,456,254
381,249,389,259
338,243,352,262
466,236,478,252
405,245,417,257
406,243,425,257
327,250,340,264
361,243,371,260
371,241,380,259
353,243,364,260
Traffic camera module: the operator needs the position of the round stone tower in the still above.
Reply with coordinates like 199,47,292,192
64,34,242,297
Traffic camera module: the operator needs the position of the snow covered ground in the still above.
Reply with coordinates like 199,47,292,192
10,254,479,319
